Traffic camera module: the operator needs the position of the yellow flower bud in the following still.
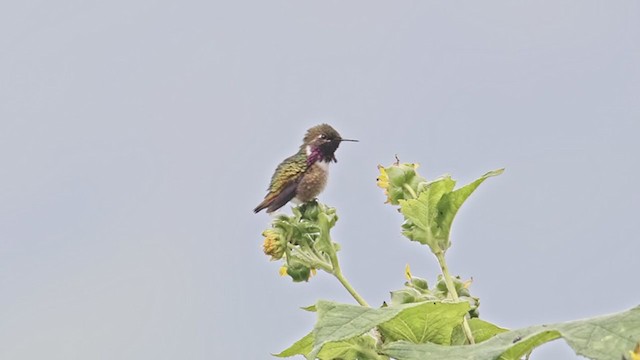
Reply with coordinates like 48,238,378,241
279,266,288,276
405,263,412,281
627,343,640,360
376,165,392,203
262,229,285,260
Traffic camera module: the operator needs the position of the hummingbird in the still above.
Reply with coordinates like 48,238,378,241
254,124,358,213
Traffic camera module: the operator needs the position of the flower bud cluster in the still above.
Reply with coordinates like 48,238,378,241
390,267,480,318
260,201,338,282
377,161,503,256
262,228,285,260
376,162,426,205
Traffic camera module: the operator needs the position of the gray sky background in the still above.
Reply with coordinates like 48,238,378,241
1,1,639,359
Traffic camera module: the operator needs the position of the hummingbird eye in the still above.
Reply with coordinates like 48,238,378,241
318,134,327,140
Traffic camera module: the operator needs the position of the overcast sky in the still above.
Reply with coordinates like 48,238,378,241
1,1,639,359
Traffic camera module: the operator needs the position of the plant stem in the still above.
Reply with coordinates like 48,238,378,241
287,244,333,273
435,251,475,345
332,261,370,307
403,183,418,199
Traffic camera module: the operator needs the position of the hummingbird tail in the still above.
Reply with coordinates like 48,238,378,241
253,199,271,213
254,181,298,214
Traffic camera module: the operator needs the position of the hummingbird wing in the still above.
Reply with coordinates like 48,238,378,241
258,180,299,213
254,153,307,213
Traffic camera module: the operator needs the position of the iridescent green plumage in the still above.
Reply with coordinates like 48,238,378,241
267,152,307,194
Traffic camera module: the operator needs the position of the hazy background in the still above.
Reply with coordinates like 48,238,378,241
1,1,639,359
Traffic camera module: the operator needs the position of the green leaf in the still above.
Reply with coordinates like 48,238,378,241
308,301,405,359
378,302,470,345
301,305,317,312
468,318,508,344
276,333,383,360
275,332,314,357
559,306,640,360
422,176,457,226
451,318,509,345
316,335,383,360
499,330,561,360
398,176,455,252
434,169,504,244
398,192,431,241
307,301,477,359
383,305,640,360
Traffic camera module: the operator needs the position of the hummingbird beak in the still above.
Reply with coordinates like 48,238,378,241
339,138,358,142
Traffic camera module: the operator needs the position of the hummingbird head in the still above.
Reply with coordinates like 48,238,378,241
302,124,358,163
